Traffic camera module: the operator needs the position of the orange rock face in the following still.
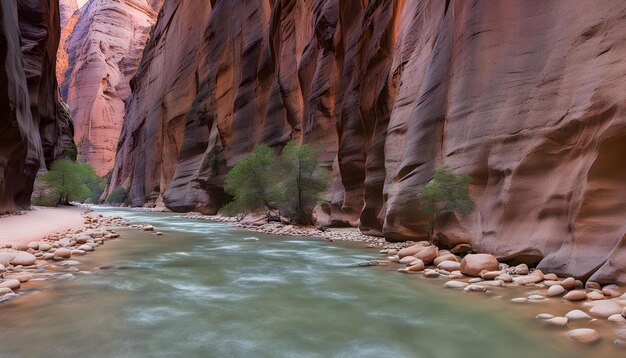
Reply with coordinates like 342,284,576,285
108,1,626,283
0,0,76,213
62,0,159,176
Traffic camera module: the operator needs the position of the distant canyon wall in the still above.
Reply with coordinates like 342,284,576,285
0,0,76,213
108,0,626,284
60,0,160,176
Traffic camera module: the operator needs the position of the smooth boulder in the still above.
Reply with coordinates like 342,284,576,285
589,301,623,318
460,254,499,277
10,252,37,266
567,329,600,344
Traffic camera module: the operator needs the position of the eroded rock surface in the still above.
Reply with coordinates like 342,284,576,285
62,0,160,175
0,0,76,213
107,0,626,283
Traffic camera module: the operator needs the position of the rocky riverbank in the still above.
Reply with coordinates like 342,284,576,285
0,210,143,303
184,211,626,349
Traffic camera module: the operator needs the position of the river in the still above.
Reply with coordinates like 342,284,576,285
0,208,593,357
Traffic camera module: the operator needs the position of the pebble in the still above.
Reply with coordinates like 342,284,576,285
480,271,502,280
536,313,554,320
433,254,458,266
587,291,605,300
567,328,601,344
563,290,587,301
545,317,568,327
54,248,71,259
495,273,513,283
547,285,566,297
437,260,461,272
589,300,623,318
10,252,37,266
608,314,626,324
560,277,576,290
565,310,593,322
464,284,488,292
513,274,543,285
399,256,417,265
142,225,155,231
0,279,21,290
423,269,440,278
585,281,601,290
444,281,468,289
528,294,545,301
78,244,94,252
512,263,529,275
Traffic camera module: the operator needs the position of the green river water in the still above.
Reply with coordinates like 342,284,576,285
0,208,595,357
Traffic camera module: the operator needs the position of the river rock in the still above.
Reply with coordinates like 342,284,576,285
511,297,528,304
566,310,592,321
450,244,472,256
27,242,39,250
464,284,488,292
512,263,529,275
448,271,465,279
406,259,425,272
536,313,554,320
444,280,468,289
423,269,439,278
547,285,566,297
602,284,622,297
561,277,576,290
13,243,28,251
587,291,605,300
0,264,4,273
460,254,499,277
10,252,36,266
513,274,544,285
143,225,155,231
0,251,17,266
528,294,545,301
609,314,626,324
480,271,502,280
0,279,21,290
433,254,459,266
38,243,52,251
399,256,417,265
414,246,438,265
546,317,568,327
0,287,13,295
397,245,425,258
563,290,587,301
71,250,86,256
54,248,72,259
495,273,513,283
543,273,558,281
586,281,601,290
567,328,601,344
387,255,400,262
437,260,461,272
589,301,623,318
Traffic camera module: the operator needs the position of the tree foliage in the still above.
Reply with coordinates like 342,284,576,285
35,160,104,206
419,169,475,241
223,141,329,224
224,144,285,220
279,140,328,225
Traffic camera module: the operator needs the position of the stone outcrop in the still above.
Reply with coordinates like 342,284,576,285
62,0,160,176
0,0,76,213
107,0,626,283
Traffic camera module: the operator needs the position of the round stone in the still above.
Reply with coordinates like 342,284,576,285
567,328,601,344
547,285,566,297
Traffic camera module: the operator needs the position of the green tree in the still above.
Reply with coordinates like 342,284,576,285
223,144,285,221
419,169,475,242
38,160,101,205
279,140,328,225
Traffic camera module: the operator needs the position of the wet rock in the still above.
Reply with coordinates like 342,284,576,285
38,243,52,251
464,284,488,292
511,297,528,304
78,244,94,252
444,280,468,289
602,284,622,297
563,290,587,301
512,263,529,275
585,281,601,290
543,273,558,281
460,254,499,277
547,285,566,297
567,328,601,344
608,314,626,324
546,317,568,327
559,277,576,290
414,246,438,265
536,313,554,320
0,279,21,290
10,252,37,266
513,274,543,285
433,254,459,266
0,287,13,295
589,301,623,318
387,255,400,263
495,273,513,283
450,244,472,256
71,250,86,256
528,295,545,301
143,225,154,231
424,269,440,278
565,310,592,322
406,260,425,272
587,291,605,300
480,271,502,280
399,256,417,265
437,260,461,272
27,242,39,250
54,248,71,259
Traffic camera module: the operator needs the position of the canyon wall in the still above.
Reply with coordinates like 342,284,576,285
0,0,76,213
108,0,626,284
62,0,160,176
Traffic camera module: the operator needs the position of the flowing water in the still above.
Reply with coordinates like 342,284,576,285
0,209,598,357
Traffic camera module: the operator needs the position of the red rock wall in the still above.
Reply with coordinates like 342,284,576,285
0,0,76,213
62,0,160,176
108,0,626,283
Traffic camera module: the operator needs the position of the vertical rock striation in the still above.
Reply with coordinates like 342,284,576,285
109,0,626,283
0,0,76,213
62,0,160,176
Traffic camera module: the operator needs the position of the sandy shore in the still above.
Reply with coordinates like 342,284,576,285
0,206,86,247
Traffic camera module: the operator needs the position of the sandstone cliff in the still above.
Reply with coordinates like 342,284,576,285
108,0,626,284
0,0,76,213
62,0,160,176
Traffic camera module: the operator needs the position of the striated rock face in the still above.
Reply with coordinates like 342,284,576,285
62,0,160,176
0,0,76,213
108,0,626,283
59,0,78,28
